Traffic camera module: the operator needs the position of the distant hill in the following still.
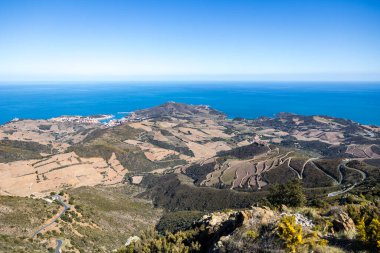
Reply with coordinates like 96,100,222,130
127,101,226,120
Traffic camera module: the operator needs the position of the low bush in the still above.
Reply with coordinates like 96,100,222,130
277,215,303,252
118,229,201,253
277,215,327,253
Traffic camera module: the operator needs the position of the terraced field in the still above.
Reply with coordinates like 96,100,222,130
181,144,373,195
0,152,126,196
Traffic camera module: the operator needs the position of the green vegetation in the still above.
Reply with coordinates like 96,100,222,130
147,138,195,157
156,211,205,233
277,215,304,252
140,174,267,211
0,196,60,253
357,217,380,249
268,179,306,207
217,142,269,159
345,203,380,251
183,162,216,185
37,125,52,131
118,229,201,253
0,140,52,163
277,215,327,252
61,186,162,252
0,234,47,253
69,124,186,173
246,229,259,239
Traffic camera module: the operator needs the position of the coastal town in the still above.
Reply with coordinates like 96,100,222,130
50,114,115,124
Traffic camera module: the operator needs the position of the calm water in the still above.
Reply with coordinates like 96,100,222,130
0,82,379,125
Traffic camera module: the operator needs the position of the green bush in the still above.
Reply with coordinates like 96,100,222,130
277,215,303,253
268,179,306,207
118,229,201,253
357,217,380,250
309,198,328,208
246,230,258,240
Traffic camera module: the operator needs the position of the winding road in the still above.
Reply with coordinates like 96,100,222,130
32,195,70,253
327,160,367,197
55,239,63,253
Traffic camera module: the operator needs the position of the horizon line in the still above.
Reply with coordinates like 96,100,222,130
1,80,380,84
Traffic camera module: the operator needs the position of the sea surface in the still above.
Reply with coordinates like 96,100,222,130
0,82,379,125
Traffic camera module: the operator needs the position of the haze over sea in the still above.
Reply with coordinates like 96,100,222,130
0,82,379,126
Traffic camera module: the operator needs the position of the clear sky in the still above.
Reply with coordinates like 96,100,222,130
0,0,379,81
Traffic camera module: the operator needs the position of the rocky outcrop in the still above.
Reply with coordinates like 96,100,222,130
242,207,276,225
332,212,355,232
195,207,277,252
125,236,140,246
200,207,276,230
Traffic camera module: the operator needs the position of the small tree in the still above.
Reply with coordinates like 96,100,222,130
268,179,306,207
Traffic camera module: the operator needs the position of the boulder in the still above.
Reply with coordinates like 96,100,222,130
206,211,235,227
332,212,355,232
280,204,289,212
125,236,140,246
294,213,314,228
241,207,276,226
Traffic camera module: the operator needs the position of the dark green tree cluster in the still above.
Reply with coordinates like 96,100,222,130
156,211,204,233
267,179,306,207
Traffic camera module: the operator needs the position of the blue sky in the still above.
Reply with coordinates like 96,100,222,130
0,0,379,81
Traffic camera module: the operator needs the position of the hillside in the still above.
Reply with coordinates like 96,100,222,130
0,102,379,252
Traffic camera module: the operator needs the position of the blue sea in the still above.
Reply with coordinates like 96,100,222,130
0,82,379,126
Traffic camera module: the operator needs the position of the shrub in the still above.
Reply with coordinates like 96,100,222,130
277,215,303,252
246,230,258,240
268,179,306,207
277,215,327,253
357,217,380,250
119,228,201,253
346,204,379,224
309,199,328,208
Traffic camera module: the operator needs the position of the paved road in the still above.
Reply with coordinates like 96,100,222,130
327,160,367,197
55,239,63,253
32,195,70,237
31,195,70,253
328,183,357,197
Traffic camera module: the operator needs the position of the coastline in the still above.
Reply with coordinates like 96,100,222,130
1,82,380,126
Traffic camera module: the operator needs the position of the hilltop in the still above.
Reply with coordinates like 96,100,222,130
126,101,226,121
